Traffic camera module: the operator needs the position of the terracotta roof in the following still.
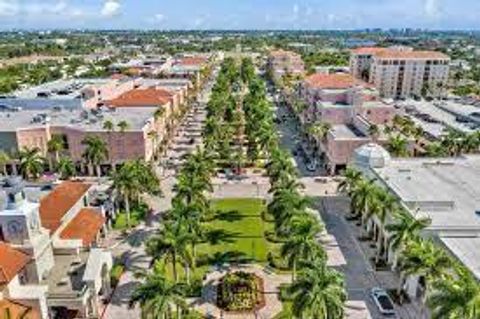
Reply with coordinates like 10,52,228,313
106,87,173,107
351,47,389,55
39,181,91,233
305,73,366,90
60,208,105,246
177,57,207,66
352,47,449,60
0,242,30,285
0,299,40,319
374,50,450,60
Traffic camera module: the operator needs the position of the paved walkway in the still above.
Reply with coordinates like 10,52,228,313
192,264,290,319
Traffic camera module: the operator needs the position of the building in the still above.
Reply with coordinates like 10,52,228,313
0,177,112,318
353,144,480,297
267,49,305,82
350,47,450,99
296,73,400,174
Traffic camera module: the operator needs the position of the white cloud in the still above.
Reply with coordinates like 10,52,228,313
154,13,165,22
424,0,440,18
101,0,121,17
0,0,19,17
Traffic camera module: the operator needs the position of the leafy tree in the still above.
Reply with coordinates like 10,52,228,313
81,135,108,177
288,258,346,319
18,147,45,180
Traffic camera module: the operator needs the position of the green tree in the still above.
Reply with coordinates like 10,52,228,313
0,151,10,176
130,264,186,319
288,258,346,319
146,223,193,283
18,147,45,180
82,135,108,177
280,215,325,281
47,134,64,169
56,157,76,180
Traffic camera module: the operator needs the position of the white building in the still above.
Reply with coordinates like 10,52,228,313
350,47,450,99
353,144,480,298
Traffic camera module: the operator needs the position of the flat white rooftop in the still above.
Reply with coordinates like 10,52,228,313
372,156,480,233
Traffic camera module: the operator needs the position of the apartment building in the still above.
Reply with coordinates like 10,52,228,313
267,49,305,81
296,73,401,174
350,47,450,99
0,178,112,319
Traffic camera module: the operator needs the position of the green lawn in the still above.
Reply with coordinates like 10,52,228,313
163,198,280,284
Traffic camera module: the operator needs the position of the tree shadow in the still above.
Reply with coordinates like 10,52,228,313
197,250,252,267
204,229,239,245
215,210,243,222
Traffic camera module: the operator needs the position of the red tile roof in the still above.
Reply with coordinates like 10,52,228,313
305,73,365,90
0,299,40,319
39,181,91,233
106,87,173,107
352,47,449,60
177,57,207,66
0,242,30,285
351,47,389,55
60,208,105,247
374,50,450,60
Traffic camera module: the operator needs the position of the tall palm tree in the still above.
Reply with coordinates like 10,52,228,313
18,147,45,180
288,258,346,319
350,178,377,224
117,120,129,160
56,157,76,180
386,210,431,260
130,264,186,319
280,215,325,281
337,167,362,195
146,223,193,283
0,151,10,176
103,120,115,170
399,239,452,309
82,135,108,177
428,266,480,319
47,134,64,169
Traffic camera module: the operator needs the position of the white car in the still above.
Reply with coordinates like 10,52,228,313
370,287,396,316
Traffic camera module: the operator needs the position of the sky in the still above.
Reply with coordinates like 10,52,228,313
1,0,480,30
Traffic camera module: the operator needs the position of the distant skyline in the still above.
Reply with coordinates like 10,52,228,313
1,0,480,31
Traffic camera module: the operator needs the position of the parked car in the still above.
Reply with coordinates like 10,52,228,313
370,287,396,316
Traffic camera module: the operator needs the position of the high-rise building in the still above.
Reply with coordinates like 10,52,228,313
350,47,450,99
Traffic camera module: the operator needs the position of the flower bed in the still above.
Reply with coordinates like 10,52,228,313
217,271,265,312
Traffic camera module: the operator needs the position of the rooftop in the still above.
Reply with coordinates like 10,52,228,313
330,124,367,140
59,208,105,247
305,73,366,90
0,299,39,319
441,237,480,281
39,181,91,233
0,241,30,285
43,252,89,298
0,107,156,132
372,156,480,231
106,87,173,108
352,47,449,60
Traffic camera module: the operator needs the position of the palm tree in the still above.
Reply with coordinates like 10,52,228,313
146,223,193,283
350,178,377,224
130,264,186,319
386,210,431,260
288,258,346,319
387,134,410,157
424,142,448,157
18,147,45,180
82,135,108,177
337,167,362,201
398,239,452,309
428,266,480,319
0,151,10,176
117,120,129,159
280,215,325,281
103,120,115,170
368,124,380,142
56,157,76,180
47,134,64,167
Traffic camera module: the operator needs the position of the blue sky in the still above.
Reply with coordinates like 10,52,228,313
1,0,480,30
